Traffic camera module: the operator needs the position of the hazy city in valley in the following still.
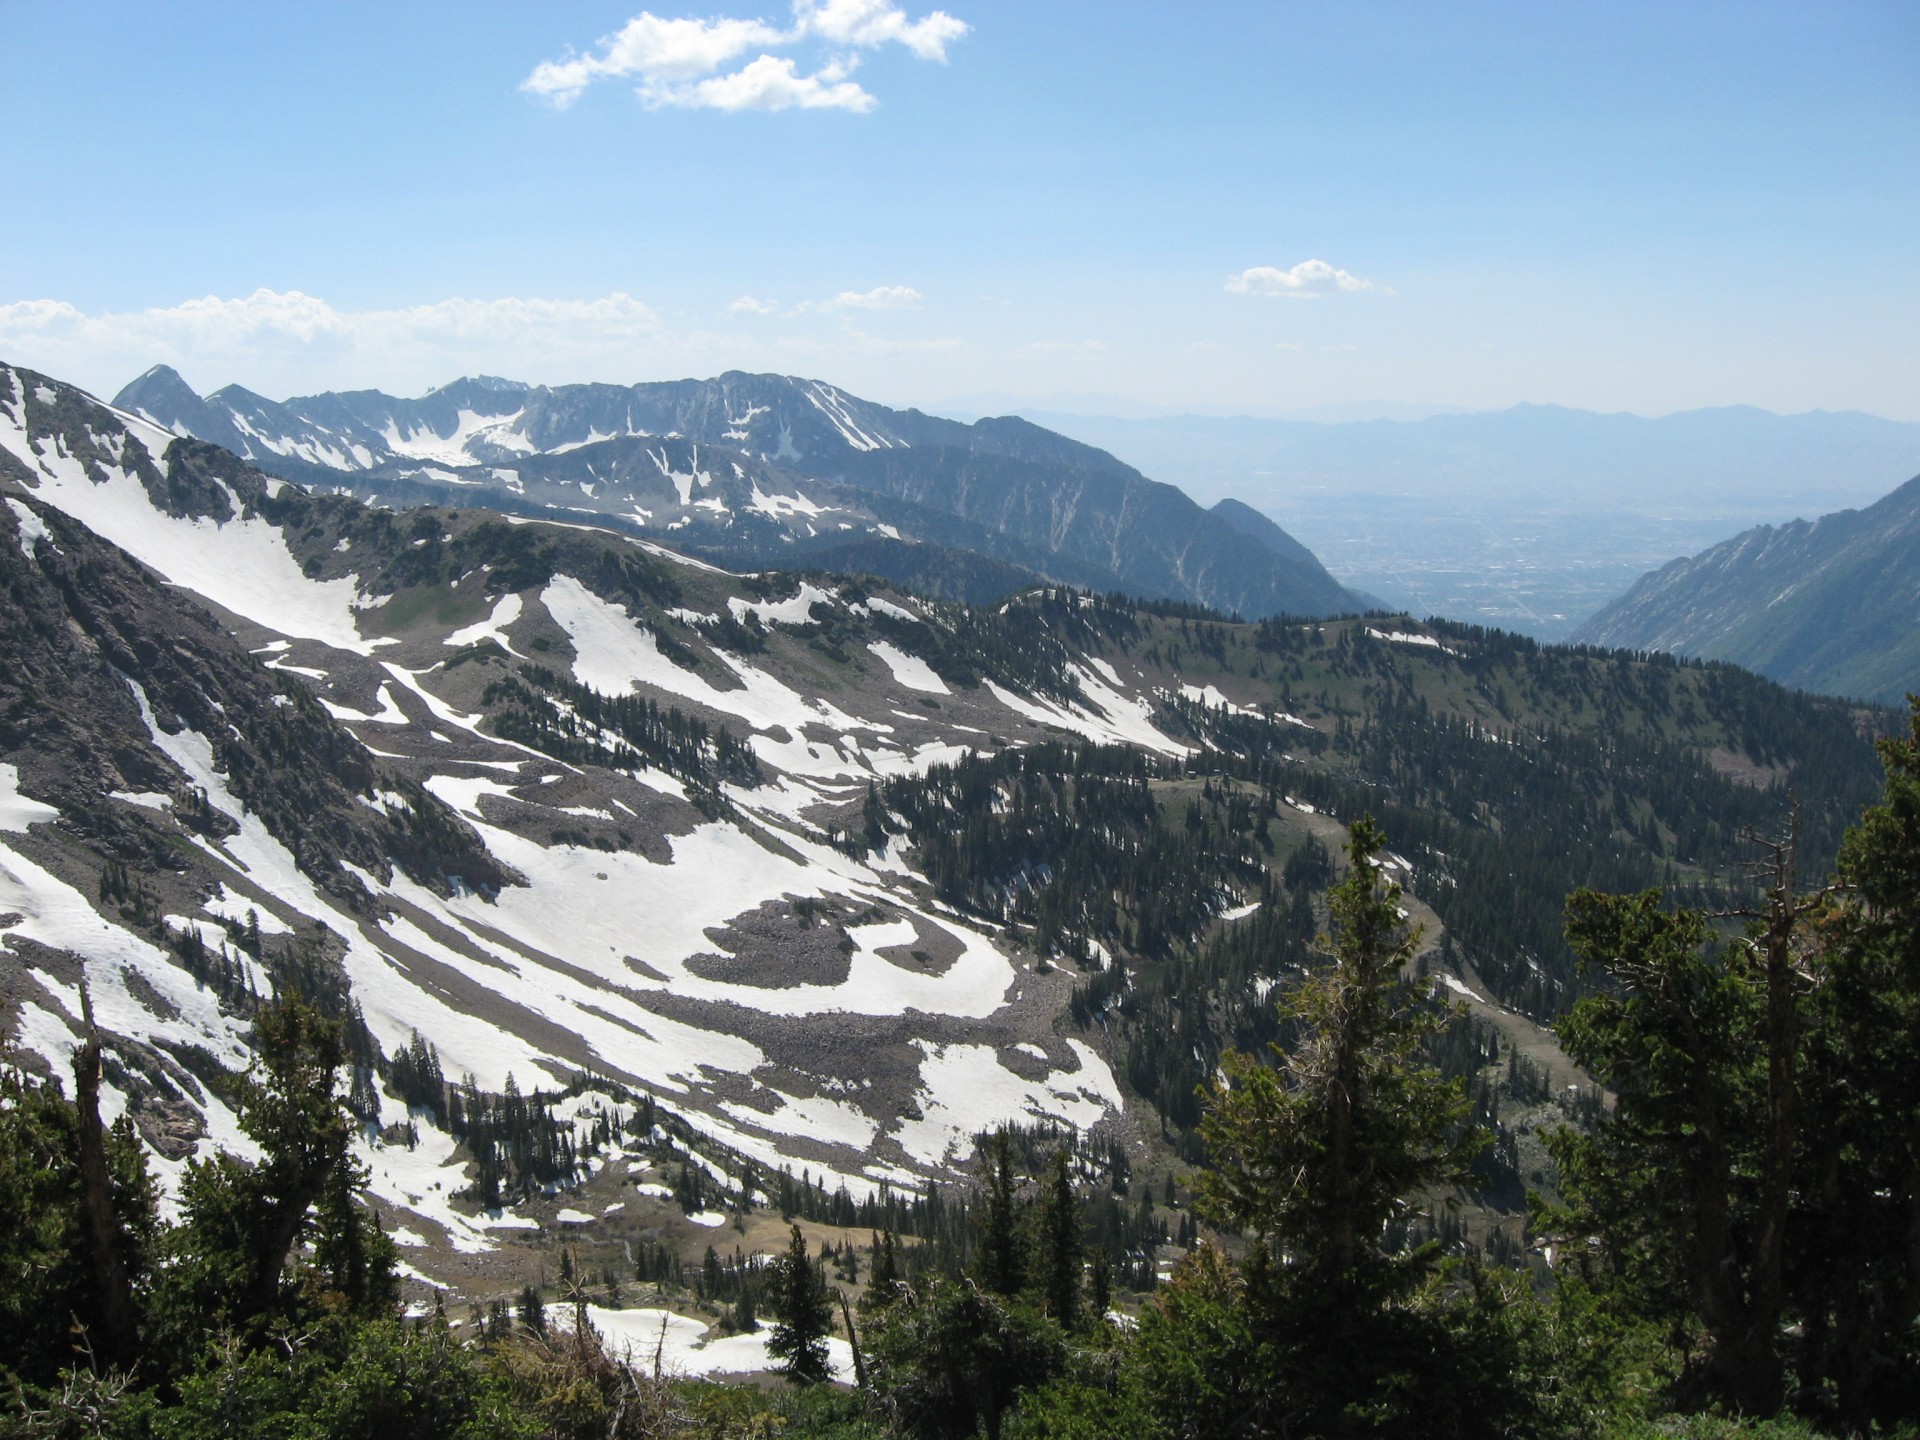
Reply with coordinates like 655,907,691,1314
1,5,1916,1437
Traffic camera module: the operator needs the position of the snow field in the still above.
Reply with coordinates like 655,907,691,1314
5,496,53,557
891,1039,1125,1166
0,763,59,833
986,663,1188,757
444,592,526,656
868,641,950,695
542,574,869,739
0,413,390,655
558,1305,854,1381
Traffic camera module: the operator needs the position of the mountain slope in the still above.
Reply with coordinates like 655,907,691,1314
115,366,1362,619
3,363,1151,1225
5,360,1892,1310
1571,474,1920,703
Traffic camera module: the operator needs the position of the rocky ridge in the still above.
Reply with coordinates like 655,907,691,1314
115,366,1361,619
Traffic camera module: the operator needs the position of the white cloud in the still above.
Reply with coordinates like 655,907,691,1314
649,54,874,112
818,284,922,311
0,289,664,397
523,2,967,114
0,288,978,401
1226,259,1381,299
522,15,783,107
794,0,967,59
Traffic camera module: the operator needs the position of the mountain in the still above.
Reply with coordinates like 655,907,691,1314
3,360,1890,1310
3,361,1160,1255
1018,404,1920,640
115,366,1362,619
1570,474,1920,704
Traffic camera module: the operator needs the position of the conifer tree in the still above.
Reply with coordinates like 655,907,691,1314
866,1228,900,1306
1198,815,1472,1291
977,1128,1024,1296
1033,1148,1082,1330
767,1224,834,1385
517,1283,545,1336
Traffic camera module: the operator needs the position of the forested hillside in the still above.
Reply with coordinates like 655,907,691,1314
2,362,1911,1438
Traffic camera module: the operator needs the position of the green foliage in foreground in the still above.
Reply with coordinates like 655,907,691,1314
9,717,1920,1437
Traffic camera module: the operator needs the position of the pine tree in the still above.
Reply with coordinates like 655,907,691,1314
977,1129,1024,1296
766,1224,834,1385
1197,815,1474,1290
517,1282,545,1336
866,1228,900,1307
1033,1148,1082,1330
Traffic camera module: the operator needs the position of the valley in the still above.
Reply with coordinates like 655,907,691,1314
0,361,1893,1342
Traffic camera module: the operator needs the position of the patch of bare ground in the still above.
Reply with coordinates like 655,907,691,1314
684,898,856,989
1706,745,1789,789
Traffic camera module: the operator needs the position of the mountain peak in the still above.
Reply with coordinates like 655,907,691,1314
429,374,532,397
114,363,204,411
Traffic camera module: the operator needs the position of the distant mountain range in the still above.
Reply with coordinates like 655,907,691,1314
1571,473,1920,705
1017,404,1920,640
115,366,1361,620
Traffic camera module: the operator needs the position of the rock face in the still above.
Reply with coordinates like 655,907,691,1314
115,367,1361,619
1572,474,1920,703
0,386,507,910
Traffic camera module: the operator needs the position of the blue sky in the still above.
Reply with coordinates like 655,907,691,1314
2,1,1915,417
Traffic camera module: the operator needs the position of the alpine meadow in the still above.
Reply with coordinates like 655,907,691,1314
2,5,1918,1439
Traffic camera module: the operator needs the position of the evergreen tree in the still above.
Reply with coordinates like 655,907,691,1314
977,1129,1024,1297
1033,1148,1083,1330
1553,887,1784,1414
1182,816,1506,1436
517,1282,546,1336
1550,705,1920,1428
155,999,393,1352
866,1228,901,1307
864,1274,1066,1440
0,1046,156,1388
1810,706,1920,1426
1197,815,1474,1290
766,1224,834,1385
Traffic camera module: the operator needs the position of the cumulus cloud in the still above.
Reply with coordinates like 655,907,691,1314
1226,259,1381,299
652,54,874,112
522,15,783,106
523,1,966,114
0,288,665,397
795,0,967,59
818,284,922,311
0,287,977,400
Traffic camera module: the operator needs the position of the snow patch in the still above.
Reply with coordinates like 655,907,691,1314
0,765,58,833
445,592,525,656
868,641,949,695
